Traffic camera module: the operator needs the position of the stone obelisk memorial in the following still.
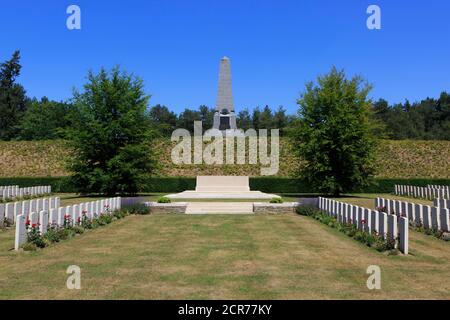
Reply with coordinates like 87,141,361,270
211,56,242,136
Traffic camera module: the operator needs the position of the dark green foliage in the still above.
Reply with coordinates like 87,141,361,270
0,51,29,140
148,104,178,136
176,108,202,133
1,176,449,194
126,203,150,215
65,67,156,195
18,97,71,140
157,196,171,203
269,197,283,203
291,67,378,196
295,205,318,217
237,108,252,130
198,105,215,131
373,92,450,140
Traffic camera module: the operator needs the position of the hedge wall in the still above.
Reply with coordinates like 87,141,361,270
0,177,449,194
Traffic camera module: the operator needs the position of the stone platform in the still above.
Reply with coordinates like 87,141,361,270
145,201,299,215
166,176,281,200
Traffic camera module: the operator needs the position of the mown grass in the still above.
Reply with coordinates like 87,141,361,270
0,195,449,299
1,139,449,178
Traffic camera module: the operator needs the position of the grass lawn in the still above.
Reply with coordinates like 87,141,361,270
331,193,434,208
0,205,449,299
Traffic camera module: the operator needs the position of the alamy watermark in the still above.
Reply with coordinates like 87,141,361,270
171,121,280,176
66,5,81,30
66,265,81,290
367,5,381,30
366,265,381,290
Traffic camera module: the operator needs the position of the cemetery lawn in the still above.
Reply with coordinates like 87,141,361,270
0,206,449,299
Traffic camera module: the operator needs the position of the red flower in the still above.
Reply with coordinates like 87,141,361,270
32,223,37,228
77,217,81,223
25,219,30,226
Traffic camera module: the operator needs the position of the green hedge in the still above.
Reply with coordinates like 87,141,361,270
0,177,448,194
0,177,75,193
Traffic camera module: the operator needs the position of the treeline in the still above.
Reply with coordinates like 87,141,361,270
148,104,295,136
373,96,450,140
0,50,449,141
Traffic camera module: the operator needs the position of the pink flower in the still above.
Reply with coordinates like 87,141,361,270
361,220,366,225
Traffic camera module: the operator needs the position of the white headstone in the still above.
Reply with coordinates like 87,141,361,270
21,200,30,218
66,206,73,226
407,202,414,221
55,197,60,209
30,199,36,213
399,217,409,254
358,207,365,231
73,204,80,225
371,210,379,234
49,208,58,225
364,208,372,233
0,204,4,223
36,199,43,212
423,206,432,229
5,203,14,222
39,211,49,235
43,198,49,211
387,214,398,246
57,207,65,226
379,212,387,239
440,208,449,232
13,202,22,222
29,212,38,226
431,207,440,230
115,197,120,211
414,204,423,225
14,214,27,250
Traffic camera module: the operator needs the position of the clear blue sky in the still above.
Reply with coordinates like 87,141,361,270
1,0,449,114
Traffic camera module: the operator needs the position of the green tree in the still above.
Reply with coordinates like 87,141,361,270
198,105,215,131
259,105,274,129
292,67,377,196
19,97,70,140
65,67,156,195
177,108,201,133
0,51,29,140
237,108,252,130
252,107,261,130
148,104,178,136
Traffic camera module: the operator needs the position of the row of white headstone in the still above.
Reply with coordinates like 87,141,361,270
0,185,52,201
394,184,449,200
318,197,408,254
433,198,450,209
0,197,60,224
375,197,450,232
14,197,122,250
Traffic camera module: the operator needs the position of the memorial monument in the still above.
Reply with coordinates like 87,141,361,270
211,56,243,136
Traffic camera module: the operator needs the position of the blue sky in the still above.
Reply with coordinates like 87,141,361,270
1,0,449,114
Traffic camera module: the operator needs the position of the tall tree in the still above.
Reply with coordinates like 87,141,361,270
259,105,274,129
177,108,201,133
237,108,252,130
292,67,377,195
252,107,261,130
19,97,70,140
198,105,215,131
0,51,29,140
148,104,178,136
65,67,156,195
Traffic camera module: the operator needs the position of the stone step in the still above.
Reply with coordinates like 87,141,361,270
185,202,254,215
